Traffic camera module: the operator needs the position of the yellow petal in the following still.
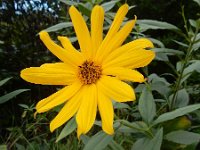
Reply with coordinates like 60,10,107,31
50,87,83,132
103,49,155,69
103,38,154,65
102,4,128,43
91,5,104,58
103,67,145,83
76,84,97,138
96,19,136,62
57,36,80,53
21,63,76,85
97,76,135,102
95,4,129,61
97,89,114,135
40,62,74,69
36,81,82,113
69,6,92,58
39,31,84,66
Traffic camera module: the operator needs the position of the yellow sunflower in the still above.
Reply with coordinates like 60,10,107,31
21,4,155,138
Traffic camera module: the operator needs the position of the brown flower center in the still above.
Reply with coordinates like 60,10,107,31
78,61,102,85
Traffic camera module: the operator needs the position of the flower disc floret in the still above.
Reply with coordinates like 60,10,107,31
78,61,102,85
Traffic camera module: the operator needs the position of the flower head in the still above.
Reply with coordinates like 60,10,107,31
21,4,155,138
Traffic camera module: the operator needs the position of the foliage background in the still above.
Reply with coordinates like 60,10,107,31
0,0,200,149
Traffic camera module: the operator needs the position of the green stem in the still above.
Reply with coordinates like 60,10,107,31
170,27,199,110
115,113,154,139
119,120,154,138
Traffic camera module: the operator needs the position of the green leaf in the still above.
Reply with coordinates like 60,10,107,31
165,130,200,145
132,128,163,150
116,120,149,133
153,104,200,125
137,19,180,32
192,33,200,51
183,143,198,150
181,60,200,84
81,135,90,145
0,89,29,104
149,73,170,86
148,73,171,96
185,60,200,73
153,48,184,55
176,61,184,72
44,22,73,32
0,145,7,150
59,0,78,6
83,131,112,150
69,37,77,43
0,77,12,87
18,104,29,109
78,3,91,17
113,102,131,109
173,40,188,47
155,53,169,61
189,19,198,28
108,140,124,150
149,38,165,48
101,0,119,12
151,81,170,97
138,87,156,124
15,143,26,150
0,40,4,44
153,48,184,61
56,117,77,142
192,0,200,6
169,89,189,108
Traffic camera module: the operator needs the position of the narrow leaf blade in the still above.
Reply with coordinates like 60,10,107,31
165,130,200,145
153,104,200,125
0,89,29,104
56,117,77,143
44,22,73,32
0,77,12,86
